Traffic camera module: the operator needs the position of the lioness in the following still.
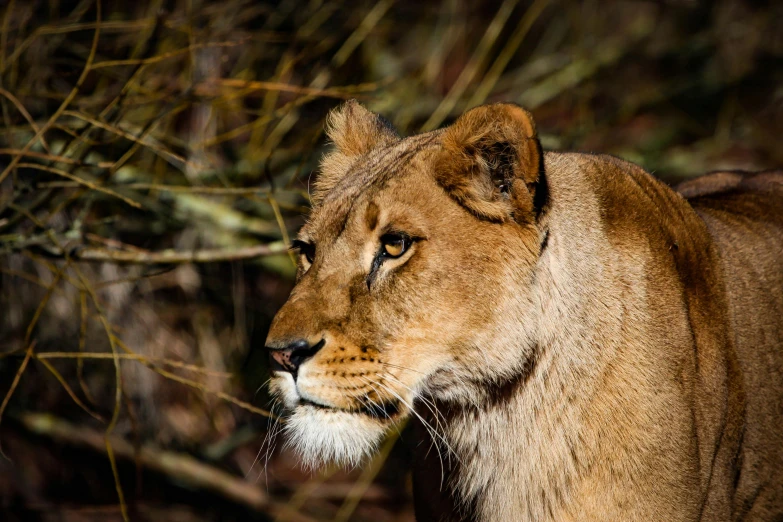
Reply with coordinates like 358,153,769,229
265,101,783,521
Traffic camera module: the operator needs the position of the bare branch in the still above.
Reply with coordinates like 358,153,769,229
17,412,319,522
27,241,289,264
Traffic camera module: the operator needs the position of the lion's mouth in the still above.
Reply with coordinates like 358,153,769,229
299,397,401,420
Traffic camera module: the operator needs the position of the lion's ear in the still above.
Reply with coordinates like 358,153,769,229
435,103,544,223
313,100,399,204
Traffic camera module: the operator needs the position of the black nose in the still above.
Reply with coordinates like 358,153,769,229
267,339,325,376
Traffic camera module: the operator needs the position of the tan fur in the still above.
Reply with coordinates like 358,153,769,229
265,101,783,521
314,99,399,205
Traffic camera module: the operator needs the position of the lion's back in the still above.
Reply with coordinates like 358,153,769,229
679,171,783,518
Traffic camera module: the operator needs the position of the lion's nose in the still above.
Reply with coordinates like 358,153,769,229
267,339,325,376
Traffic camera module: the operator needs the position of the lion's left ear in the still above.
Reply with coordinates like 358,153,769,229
435,103,544,223
313,100,400,205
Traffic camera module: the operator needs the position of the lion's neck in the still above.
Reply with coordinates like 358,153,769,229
417,287,621,520
415,158,636,521
421,334,604,521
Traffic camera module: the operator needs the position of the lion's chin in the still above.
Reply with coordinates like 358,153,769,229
283,404,393,470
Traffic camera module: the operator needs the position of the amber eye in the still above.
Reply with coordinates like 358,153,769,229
380,233,409,258
291,240,315,264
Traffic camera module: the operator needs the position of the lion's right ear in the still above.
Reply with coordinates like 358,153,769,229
312,100,399,204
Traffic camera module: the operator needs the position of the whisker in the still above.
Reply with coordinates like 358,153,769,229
364,377,449,488
374,373,448,470
264,400,284,482
253,377,272,401
373,377,453,459
355,379,405,440
250,397,280,482
381,372,448,441
356,392,384,417
360,375,460,489
378,361,425,375
372,367,453,475
265,402,287,480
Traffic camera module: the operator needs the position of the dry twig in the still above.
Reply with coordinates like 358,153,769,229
17,412,318,522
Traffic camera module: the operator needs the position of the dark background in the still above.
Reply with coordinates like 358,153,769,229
0,1,781,520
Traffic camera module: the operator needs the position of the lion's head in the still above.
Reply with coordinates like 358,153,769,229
265,101,547,468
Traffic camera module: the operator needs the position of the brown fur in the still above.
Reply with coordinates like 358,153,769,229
265,101,783,521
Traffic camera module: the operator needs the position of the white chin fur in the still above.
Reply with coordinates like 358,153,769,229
284,405,387,470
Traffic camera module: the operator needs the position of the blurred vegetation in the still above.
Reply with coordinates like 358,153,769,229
0,0,781,521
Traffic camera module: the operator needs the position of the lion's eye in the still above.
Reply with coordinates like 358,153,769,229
380,233,409,258
291,240,315,264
